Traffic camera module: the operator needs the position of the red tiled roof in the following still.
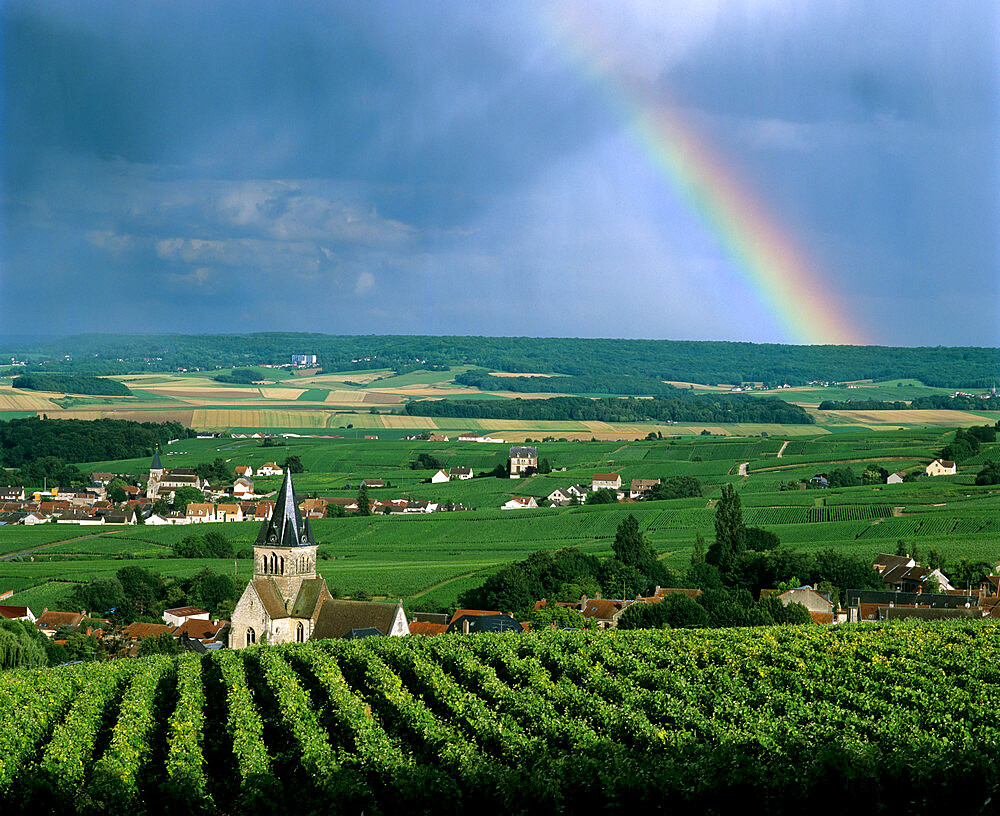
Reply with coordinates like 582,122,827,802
36,611,84,628
448,609,502,624
123,622,176,639
0,605,30,619
175,619,228,640
408,621,448,636
592,473,620,481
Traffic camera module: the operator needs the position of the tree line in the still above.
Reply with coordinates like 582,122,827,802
3,334,997,389
12,373,132,396
0,417,195,469
404,395,814,425
819,395,1000,411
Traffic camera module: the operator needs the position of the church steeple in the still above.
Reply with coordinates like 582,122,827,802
256,470,314,548
151,448,163,473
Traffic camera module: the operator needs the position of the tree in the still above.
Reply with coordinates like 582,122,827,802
172,486,205,512
743,526,780,552
357,483,372,516
203,531,233,558
411,453,443,471
707,484,744,574
136,633,181,657
612,514,658,575
862,465,888,485
976,461,1000,485
528,604,595,631
283,455,304,473
828,467,859,488
691,533,706,567
585,488,618,505
326,502,345,518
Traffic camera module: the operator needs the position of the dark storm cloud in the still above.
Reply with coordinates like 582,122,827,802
1,1,996,344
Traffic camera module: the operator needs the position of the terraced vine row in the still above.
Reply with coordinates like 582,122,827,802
2,626,1000,815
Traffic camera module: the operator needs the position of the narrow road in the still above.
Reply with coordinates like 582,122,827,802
777,440,790,458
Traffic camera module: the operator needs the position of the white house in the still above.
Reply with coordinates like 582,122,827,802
233,477,256,499
925,459,957,477
430,469,450,484
216,503,244,523
186,503,215,523
449,467,474,480
235,465,254,478
22,512,48,525
502,496,538,509
592,473,622,491
887,471,906,484
258,462,284,477
146,512,190,525
163,606,211,627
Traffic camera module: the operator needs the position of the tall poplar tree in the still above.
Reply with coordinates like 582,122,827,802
707,484,745,574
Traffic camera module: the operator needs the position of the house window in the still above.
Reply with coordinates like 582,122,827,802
246,627,256,646
296,622,304,642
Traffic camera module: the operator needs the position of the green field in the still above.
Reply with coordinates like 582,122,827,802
3,625,1000,814
4,426,998,612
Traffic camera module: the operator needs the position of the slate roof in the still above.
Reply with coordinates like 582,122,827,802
255,470,315,548
509,446,538,459
151,450,162,470
289,578,331,618
310,599,403,640
446,614,525,634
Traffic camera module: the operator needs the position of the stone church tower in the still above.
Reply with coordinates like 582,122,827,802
230,470,333,648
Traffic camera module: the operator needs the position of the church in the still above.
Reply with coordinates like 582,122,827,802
146,449,203,502
230,470,408,648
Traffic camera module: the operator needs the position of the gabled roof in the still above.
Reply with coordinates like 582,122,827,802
255,470,314,548
408,621,448,636
124,622,176,639
164,605,208,617
310,599,403,640
37,610,84,628
0,605,31,619
289,578,331,618
250,579,290,619
593,473,620,481
175,618,228,640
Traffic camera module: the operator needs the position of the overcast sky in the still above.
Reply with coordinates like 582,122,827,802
1,1,997,346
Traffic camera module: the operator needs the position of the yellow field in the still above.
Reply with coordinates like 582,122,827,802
0,389,59,410
191,409,330,429
324,390,368,404
821,409,995,426
379,414,440,429
258,387,306,400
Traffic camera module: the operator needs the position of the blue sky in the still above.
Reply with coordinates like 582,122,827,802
2,1,997,345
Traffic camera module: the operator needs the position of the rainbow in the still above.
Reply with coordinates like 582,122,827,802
543,10,868,345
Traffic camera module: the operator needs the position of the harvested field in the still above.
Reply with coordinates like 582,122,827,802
290,367,322,376
0,389,59,410
487,371,559,377
378,414,440,428
821,409,996,426
324,389,368,403
363,392,402,404
663,380,730,391
42,408,196,424
144,387,261,399
258,387,305,400
191,408,330,428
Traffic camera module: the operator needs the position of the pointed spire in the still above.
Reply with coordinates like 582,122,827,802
255,469,314,547
151,448,162,471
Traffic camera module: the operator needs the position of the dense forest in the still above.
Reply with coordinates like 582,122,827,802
454,369,678,395
0,417,195,468
404,395,814,424
11,374,132,396
1,334,996,388
819,394,1000,411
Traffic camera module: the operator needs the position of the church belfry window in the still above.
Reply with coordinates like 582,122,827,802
296,622,304,642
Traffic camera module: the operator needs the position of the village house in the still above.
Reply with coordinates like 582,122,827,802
360,478,385,489
449,467,474,480
546,487,575,506
592,473,622,491
630,478,660,499
427,434,449,442
232,477,256,499
502,496,538,509
163,606,210,627
215,503,244,523
760,586,836,624
298,498,327,519
186,503,215,523
146,511,190,525
509,446,538,477
0,605,36,622
430,469,450,483
925,458,957,477
886,471,906,484
257,462,284,477
235,465,254,478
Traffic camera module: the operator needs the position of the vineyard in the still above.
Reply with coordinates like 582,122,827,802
3,625,1000,815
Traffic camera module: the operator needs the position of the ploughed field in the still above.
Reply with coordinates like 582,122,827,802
3,625,1000,815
